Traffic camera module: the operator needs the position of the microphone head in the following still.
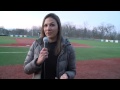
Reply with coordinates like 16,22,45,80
43,37,49,43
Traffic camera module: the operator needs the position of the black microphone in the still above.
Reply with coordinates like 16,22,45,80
43,37,49,79
43,37,48,48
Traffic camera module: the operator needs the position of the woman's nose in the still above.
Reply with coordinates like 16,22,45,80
46,25,51,31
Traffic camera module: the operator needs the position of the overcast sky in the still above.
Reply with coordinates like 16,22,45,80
0,11,120,32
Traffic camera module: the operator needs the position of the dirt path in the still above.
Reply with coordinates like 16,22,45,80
0,38,120,79
0,58,120,79
0,38,92,48
75,58,120,79
0,38,35,47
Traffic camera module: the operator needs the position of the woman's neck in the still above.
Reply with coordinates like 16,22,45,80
49,37,57,43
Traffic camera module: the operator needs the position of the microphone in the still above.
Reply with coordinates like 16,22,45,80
43,37,49,48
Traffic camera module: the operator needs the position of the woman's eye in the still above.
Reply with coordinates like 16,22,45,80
50,24,55,26
44,24,47,27
44,24,55,27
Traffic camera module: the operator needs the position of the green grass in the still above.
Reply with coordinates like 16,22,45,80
0,36,16,44
0,47,29,52
69,39,120,47
70,39,120,60
0,53,28,66
0,47,29,66
0,36,37,45
75,47,120,60
13,36,37,40
0,38,120,66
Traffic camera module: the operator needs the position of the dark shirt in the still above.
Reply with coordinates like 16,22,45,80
41,41,58,79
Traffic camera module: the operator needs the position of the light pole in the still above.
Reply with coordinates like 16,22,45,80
32,29,33,37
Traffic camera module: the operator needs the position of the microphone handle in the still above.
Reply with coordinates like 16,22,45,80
44,41,47,48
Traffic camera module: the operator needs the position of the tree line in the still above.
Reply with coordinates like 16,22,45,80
0,23,120,40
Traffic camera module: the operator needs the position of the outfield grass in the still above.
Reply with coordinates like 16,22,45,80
70,39,120,60
0,47,29,52
75,47,120,60
69,39,120,47
0,38,120,66
0,36,37,45
0,53,27,66
0,36,16,44
0,47,29,66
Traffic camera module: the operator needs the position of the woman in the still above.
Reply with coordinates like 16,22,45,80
24,13,76,79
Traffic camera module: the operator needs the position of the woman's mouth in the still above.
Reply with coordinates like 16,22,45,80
46,32,52,36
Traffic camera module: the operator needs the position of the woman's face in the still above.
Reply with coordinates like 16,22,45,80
43,17,58,40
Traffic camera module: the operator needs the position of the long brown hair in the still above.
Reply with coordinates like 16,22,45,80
40,13,62,55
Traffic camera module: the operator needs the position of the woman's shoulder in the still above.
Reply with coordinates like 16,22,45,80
30,38,42,48
62,37,74,51
35,37,42,45
62,37,71,45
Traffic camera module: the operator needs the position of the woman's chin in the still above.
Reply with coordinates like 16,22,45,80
47,36,52,38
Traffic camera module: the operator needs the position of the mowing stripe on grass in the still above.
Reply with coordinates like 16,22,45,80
0,52,27,53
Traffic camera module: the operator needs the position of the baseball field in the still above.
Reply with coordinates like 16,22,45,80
0,36,120,79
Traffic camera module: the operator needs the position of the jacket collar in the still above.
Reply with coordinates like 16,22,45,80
61,37,71,48
36,37,71,47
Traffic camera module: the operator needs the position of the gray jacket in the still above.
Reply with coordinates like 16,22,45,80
24,37,76,79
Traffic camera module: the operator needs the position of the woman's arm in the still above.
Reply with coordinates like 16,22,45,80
23,41,42,74
65,45,76,79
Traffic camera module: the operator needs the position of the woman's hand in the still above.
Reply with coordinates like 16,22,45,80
36,48,48,65
60,73,68,79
